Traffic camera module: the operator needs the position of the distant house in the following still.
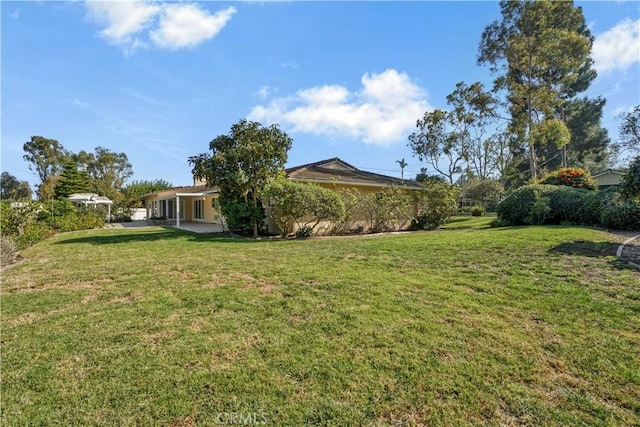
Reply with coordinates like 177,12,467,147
592,169,627,189
141,157,422,232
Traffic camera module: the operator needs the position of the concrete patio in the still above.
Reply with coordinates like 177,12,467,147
109,221,225,234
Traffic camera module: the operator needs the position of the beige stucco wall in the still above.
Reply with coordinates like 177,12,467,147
594,172,623,187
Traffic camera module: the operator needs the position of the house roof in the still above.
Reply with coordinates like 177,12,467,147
286,157,423,190
142,185,218,199
592,168,628,178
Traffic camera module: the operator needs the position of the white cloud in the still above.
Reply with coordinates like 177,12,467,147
86,1,160,51
150,5,236,50
593,18,640,73
69,97,89,108
10,10,20,20
85,2,235,53
254,85,278,99
248,69,430,146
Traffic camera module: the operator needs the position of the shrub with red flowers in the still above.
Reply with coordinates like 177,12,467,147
537,167,597,190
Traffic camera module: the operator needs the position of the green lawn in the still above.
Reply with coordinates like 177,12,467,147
2,220,639,426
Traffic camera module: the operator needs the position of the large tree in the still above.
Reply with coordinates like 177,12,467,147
189,119,293,237
1,172,32,201
54,160,91,199
23,136,70,200
618,105,640,156
76,147,134,198
408,81,498,184
478,0,595,179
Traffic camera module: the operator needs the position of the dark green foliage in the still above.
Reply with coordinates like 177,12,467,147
23,136,70,200
295,225,314,239
123,179,173,201
620,156,640,200
497,184,640,230
362,187,412,233
497,185,539,225
54,160,91,199
601,197,640,231
470,206,484,217
189,119,293,237
1,172,32,201
219,193,265,236
618,105,640,155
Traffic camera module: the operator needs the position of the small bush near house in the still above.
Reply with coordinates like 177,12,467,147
362,187,412,233
470,206,484,217
219,193,265,237
295,225,314,238
537,167,597,190
412,182,459,230
262,179,345,236
601,196,640,231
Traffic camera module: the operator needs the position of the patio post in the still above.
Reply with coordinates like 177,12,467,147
176,196,181,228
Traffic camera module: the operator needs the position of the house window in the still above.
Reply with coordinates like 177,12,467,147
194,200,204,220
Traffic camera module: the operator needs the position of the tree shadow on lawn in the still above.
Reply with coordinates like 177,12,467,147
549,240,634,270
54,227,266,246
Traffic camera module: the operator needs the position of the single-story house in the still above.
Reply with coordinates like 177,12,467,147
142,158,422,232
592,169,627,189
143,185,221,228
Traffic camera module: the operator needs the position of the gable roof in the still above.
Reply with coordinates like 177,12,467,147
592,168,627,178
286,157,422,190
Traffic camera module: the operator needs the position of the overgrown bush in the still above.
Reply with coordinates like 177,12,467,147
412,182,459,230
295,225,314,238
361,187,412,233
537,167,597,190
0,201,51,249
496,185,539,225
601,196,640,231
262,179,345,236
1,235,18,267
620,156,640,201
219,193,265,236
497,184,640,230
470,206,484,217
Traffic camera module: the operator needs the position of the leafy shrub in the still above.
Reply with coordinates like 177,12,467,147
527,197,551,225
601,196,640,230
1,235,18,267
470,206,484,217
412,182,459,230
295,225,314,238
54,211,104,232
620,156,640,201
219,193,265,237
538,167,597,190
262,179,346,236
361,187,412,233
496,185,539,225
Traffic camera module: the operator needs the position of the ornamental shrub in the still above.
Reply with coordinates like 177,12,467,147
262,178,345,236
411,182,459,230
362,187,412,233
538,167,597,190
496,185,539,225
601,196,640,231
620,156,640,201
470,206,484,217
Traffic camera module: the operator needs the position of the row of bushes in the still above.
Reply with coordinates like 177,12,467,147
1,200,105,265
497,185,640,230
260,178,460,237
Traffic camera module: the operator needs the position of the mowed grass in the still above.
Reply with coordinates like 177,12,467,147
2,219,639,426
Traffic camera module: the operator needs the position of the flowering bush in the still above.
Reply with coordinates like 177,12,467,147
538,167,597,190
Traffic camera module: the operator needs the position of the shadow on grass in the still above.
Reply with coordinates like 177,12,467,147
54,227,267,245
549,240,634,270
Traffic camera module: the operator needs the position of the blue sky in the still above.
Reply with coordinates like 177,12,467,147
2,1,639,190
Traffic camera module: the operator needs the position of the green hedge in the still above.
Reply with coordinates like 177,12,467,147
497,185,639,230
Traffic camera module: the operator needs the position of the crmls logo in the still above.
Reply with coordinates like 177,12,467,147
215,412,269,425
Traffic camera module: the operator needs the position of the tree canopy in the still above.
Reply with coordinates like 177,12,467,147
189,119,293,237
1,172,33,201
478,0,595,179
